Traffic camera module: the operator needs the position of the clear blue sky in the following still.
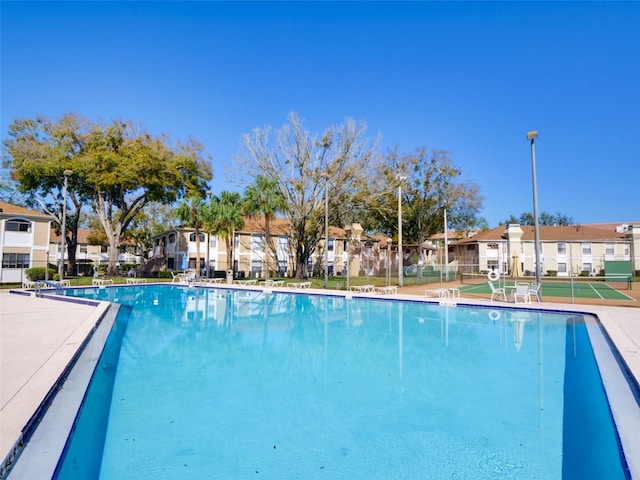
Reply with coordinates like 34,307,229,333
2,1,638,228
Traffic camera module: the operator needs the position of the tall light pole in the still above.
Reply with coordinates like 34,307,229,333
397,175,406,287
527,130,542,292
206,190,212,278
59,169,73,281
443,206,449,279
321,173,330,289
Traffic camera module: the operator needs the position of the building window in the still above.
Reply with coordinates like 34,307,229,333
189,258,205,270
209,236,217,248
557,242,566,255
5,219,32,232
605,243,614,255
251,234,264,256
154,238,159,247
581,243,592,255
251,260,262,276
582,263,592,273
328,239,334,251
2,253,30,268
189,233,205,242
558,263,567,273
168,234,176,243
624,244,630,256
487,243,498,250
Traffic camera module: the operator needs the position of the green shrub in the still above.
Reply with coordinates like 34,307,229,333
158,271,174,279
546,270,558,277
579,270,590,277
24,267,56,281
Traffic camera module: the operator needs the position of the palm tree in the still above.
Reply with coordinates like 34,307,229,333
242,176,287,281
174,194,206,274
206,191,244,272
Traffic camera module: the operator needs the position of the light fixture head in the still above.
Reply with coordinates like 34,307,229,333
63,169,73,176
526,131,538,141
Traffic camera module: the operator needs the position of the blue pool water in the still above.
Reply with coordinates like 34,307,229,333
55,285,628,479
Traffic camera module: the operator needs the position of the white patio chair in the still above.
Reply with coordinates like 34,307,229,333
488,281,507,301
528,283,541,303
512,283,531,304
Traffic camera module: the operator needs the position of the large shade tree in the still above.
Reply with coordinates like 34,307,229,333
4,113,212,275
237,112,380,278
242,175,287,280
366,146,483,264
4,114,90,273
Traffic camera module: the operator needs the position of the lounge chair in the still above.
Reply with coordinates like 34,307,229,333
425,288,450,299
528,283,541,303
512,283,531,304
172,270,196,283
488,281,507,301
350,285,375,293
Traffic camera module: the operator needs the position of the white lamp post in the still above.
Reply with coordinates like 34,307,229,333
206,190,212,278
443,206,449,275
397,175,407,287
324,175,329,289
59,169,72,280
527,130,542,295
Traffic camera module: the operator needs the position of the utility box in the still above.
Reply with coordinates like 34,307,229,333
226,270,233,284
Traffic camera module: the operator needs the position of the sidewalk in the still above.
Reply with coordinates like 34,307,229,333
0,291,109,472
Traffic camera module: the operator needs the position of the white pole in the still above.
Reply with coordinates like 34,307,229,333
398,183,403,287
324,178,329,289
346,236,350,291
60,170,72,280
397,174,406,287
527,131,542,291
444,207,449,279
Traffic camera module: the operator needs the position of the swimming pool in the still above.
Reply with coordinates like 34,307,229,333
13,285,637,478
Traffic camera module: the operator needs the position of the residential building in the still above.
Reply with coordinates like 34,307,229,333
150,218,383,279
428,229,478,264
48,229,102,276
0,201,52,284
451,223,639,276
49,229,144,276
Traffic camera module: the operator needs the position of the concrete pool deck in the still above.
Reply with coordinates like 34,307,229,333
1,286,638,477
0,290,110,476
